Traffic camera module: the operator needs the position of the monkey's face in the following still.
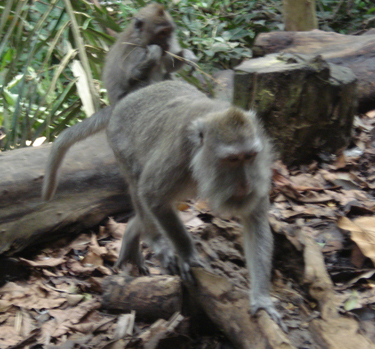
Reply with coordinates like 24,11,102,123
190,109,272,214
149,25,173,51
134,6,175,52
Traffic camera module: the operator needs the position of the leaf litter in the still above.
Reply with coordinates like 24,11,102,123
0,113,375,348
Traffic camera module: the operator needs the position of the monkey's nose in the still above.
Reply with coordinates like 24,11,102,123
234,184,251,198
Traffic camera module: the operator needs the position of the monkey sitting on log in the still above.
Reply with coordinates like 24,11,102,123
42,80,284,328
103,3,196,105
45,3,196,208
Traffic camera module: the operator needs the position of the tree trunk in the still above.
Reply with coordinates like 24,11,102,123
283,0,318,31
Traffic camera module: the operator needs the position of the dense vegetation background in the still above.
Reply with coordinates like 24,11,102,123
0,0,374,151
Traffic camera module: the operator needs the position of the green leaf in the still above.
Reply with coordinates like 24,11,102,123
344,291,359,311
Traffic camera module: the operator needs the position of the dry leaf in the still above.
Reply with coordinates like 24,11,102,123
337,216,375,266
106,218,126,239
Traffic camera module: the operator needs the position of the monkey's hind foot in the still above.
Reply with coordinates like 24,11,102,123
114,259,150,277
178,256,206,284
159,251,179,276
251,298,288,333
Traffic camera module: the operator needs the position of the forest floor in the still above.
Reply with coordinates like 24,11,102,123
0,112,375,349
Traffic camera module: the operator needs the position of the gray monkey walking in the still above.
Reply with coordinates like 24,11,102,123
42,80,284,329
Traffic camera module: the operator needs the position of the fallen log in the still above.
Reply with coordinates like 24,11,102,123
102,269,295,349
102,275,182,321
0,132,131,256
252,29,375,112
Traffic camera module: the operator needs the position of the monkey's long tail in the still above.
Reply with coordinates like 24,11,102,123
42,105,114,201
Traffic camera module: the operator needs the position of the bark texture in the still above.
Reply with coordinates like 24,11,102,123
0,132,131,255
233,53,357,164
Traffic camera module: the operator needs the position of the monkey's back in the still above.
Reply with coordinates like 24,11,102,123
107,81,230,183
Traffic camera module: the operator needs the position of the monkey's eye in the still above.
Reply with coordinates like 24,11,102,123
223,152,257,165
223,155,241,165
244,151,257,162
157,27,171,38
134,18,144,30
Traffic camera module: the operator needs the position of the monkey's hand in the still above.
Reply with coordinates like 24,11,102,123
182,49,198,65
251,295,288,332
146,44,163,61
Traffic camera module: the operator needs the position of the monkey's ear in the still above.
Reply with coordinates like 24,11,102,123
189,119,206,147
134,18,144,31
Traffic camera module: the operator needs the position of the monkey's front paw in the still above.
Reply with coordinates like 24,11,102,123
182,49,198,63
251,296,288,332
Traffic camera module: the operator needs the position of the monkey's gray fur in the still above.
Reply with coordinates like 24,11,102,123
42,81,285,329
103,3,195,105
45,4,195,200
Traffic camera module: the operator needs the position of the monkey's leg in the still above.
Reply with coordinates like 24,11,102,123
142,201,201,282
132,195,179,275
242,196,287,331
115,214,149,275
114,162,178,275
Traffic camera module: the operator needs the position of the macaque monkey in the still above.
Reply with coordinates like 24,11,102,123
43,4,196,200
103,3,197,104
42,81,284,328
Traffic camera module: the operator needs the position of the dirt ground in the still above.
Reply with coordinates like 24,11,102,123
0,112,375,349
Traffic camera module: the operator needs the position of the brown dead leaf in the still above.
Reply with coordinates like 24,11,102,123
351,244,366,268
337,216,375,266
177,202,190,211
282,186,333,204
106,218,126,239
102,241,121,263
194,199,210,211
68,260,97,274
0,299,12,312
331,152,347,170
0,325,24,347
290,173,325,189
272,168,292,187
0,281,25,297
45,300,101,339
20,256,66,268
82,251,103,267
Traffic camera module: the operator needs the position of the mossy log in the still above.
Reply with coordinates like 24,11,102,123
0,133,131,256
233,53,357,165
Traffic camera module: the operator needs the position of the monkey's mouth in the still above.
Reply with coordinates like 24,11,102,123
151,41,169,52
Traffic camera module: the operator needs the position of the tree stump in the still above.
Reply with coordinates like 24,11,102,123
233,53,357,165
252,29,375,112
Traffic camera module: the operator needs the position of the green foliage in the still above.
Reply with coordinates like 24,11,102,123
318,0,375,33
128,0,282,70
0,0,373,151
0,0,118,150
